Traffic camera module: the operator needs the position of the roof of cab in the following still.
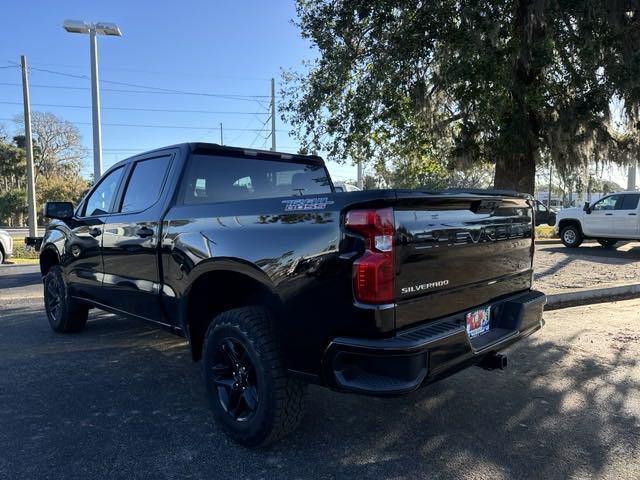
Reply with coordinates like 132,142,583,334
107,142,325,170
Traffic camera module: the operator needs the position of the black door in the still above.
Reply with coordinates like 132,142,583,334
535,201,555,226
101,154,174,322
64,166,126,302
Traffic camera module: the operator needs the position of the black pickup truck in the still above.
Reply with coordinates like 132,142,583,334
40,143,545,446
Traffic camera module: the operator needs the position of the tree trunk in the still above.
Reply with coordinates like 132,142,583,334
494,0,546,195
494,150,536,194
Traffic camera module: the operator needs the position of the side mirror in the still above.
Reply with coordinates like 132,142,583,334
583,202,591,214
44,201,74,220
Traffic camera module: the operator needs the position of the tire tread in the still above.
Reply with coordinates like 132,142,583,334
203,306,306,446
44,266,88,333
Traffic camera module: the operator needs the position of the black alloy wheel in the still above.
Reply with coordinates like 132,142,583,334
45,272,64,324
211,337,259,422
43,265,88,333
202,306,306,447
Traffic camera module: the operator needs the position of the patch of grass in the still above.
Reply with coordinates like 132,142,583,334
7,257,38,265
10,238,39,260
535,225,556,239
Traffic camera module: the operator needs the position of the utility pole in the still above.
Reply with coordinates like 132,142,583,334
357,160,363,190
20,55,37,238
89,29,103,181
270,78,276,151
628,161,637,191
220,122,224,145
547,160,553,210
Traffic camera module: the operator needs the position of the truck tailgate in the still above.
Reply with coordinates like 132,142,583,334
393,193,534,329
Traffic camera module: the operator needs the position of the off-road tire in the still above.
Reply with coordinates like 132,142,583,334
203,306,306,447
43,265,88,333
560,225,583,248
597,239,618,249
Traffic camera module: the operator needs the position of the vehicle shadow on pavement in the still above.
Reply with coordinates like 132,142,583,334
0,270,41,289
289,332,639,479
534,255,575,281
543,244,640,262
1,308,638,479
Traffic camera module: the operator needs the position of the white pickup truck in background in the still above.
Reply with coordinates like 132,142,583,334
0,229,13,264
556,191,640,248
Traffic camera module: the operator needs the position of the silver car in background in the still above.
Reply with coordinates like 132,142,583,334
0,230,13,264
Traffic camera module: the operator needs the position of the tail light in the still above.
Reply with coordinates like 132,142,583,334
345,208,395,304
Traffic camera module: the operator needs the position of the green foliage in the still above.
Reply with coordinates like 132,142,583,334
11,237,39,260
0,188,26,226
0,118,88,226
374,155,450,189
283,1,640,193
36,175,88,206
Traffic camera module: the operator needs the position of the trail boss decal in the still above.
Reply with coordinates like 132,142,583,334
282,197,335,211
401,280,450,295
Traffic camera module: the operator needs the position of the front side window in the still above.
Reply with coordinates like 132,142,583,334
83,166,124,216
618,194,640,211
180,154,332,204
591,195,619,211
120,156,171,213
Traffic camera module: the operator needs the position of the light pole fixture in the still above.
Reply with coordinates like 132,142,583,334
63,19,122,181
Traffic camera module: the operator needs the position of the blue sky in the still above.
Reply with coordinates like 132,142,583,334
0,0,357,182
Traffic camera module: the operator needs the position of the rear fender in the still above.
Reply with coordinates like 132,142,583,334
179,257,282,347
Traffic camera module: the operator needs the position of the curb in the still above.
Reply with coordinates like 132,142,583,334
545,283,640,310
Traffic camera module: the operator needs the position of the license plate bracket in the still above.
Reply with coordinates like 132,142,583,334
466,306,491,338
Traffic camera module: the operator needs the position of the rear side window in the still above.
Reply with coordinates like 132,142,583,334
120,156,171,213
180,154,332,204
618,194,640,210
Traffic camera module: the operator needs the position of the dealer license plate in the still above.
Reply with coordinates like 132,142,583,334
466,306,491,338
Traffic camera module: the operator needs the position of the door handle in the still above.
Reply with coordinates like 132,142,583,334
88,227,102,237
605,213,613,216
135,226,154,238
629,213,637,216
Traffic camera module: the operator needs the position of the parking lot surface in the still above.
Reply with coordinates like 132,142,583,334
1,274,639,479
534,241,640,294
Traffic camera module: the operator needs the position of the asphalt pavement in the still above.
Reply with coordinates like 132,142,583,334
0,267,638,479
0,264,41,303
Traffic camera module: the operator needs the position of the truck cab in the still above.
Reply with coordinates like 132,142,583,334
556,192,640,248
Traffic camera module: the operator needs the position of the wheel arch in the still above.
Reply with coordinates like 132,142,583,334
558,218,583,235
181,258,282,361
39,245,61,277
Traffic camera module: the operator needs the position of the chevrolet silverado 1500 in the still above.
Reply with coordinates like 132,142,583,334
40,143,545,446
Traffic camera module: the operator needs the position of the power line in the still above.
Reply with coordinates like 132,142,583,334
0,117,288,132
0,81,272,102
3,64,276,100
0,100,267,115
20,60,271,81
27,65,272,97
248,114,273,147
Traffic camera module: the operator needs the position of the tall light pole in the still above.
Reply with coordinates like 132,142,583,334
63,20,121,181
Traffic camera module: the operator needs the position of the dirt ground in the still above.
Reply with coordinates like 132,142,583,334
534,241,640,295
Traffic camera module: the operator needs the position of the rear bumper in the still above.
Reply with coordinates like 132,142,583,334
322,290,545,396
